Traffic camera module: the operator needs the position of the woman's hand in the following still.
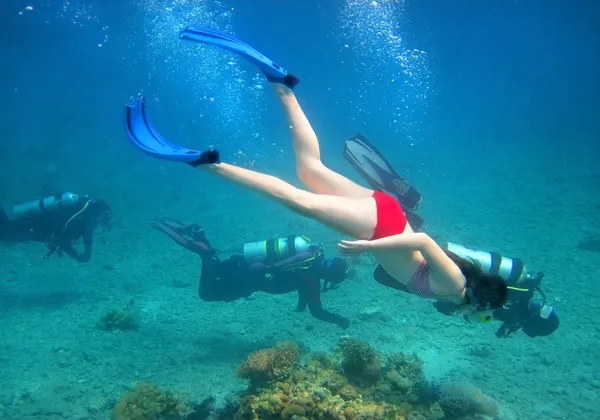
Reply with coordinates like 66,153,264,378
337,239,372,255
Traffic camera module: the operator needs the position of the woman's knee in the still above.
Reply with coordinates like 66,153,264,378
296,160,326,183
296,161,334,195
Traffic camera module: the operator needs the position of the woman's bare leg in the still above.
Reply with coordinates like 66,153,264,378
201,163,376,239
273,84,373,198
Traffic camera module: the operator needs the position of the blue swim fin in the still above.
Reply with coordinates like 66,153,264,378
180,26,300,89
125,96,219,165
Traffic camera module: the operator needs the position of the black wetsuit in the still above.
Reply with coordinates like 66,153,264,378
492,284,559,338
0,203,95,262
198,246,350,329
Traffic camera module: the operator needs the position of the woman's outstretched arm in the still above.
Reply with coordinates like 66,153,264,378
338,233,465,286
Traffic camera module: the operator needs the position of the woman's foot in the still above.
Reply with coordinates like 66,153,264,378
271,82,294,98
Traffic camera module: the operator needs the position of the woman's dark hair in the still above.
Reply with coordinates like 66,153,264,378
445,250,508,310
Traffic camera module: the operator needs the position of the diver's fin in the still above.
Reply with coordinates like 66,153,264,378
343,133,424,230
180,27,300,89
125,96,219,165
402,207,424,232
343,133,422,210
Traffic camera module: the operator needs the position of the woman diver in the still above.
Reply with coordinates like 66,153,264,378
125,29,508,318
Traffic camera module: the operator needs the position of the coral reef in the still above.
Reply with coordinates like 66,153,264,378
109,341,499,420
112,383,188,420
229,339,497,420
235,355,405,419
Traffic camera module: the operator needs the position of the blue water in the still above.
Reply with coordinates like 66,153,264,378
1,0,599,419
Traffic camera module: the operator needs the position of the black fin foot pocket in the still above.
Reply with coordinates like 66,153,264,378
264,72,301,90
188,149,220,167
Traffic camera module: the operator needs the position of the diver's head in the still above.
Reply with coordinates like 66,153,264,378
87,198,112,230
466,273,508,311
322,257,349,286
446,250,508,311
455,273,507,324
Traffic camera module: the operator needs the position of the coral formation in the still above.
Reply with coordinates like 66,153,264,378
98,300,140,332
337,338,381,384
376,352,429,406
112,382,188,420
437,382,500,419
238,341,300,385
235,363,404,419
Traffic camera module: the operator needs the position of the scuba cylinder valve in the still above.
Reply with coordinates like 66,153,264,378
444,242,527,284
243,235,311,264
9,193,82,221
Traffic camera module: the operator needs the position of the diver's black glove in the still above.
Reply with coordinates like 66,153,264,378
433,301,457,316
339,318,351,330
495,323,520,338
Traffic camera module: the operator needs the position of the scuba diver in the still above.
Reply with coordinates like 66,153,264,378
150,217,351,329
429,246,559,338
342,135,560,338
0,192,112,263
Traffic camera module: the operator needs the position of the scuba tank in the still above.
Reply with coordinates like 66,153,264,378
8,192,82,221
444,242,526,284
243,235,311,264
